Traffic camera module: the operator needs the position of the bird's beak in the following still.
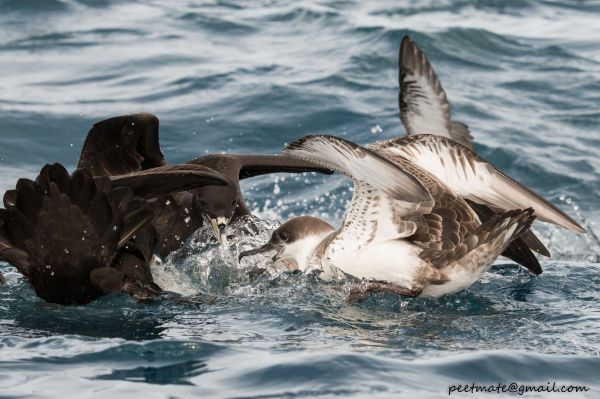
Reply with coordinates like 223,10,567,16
238,242,281,262
210,217,229,244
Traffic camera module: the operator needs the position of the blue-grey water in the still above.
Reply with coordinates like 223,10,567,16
1,1,600,398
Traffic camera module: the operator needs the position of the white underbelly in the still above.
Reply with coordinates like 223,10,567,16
420,267,482,297
323,240,423,288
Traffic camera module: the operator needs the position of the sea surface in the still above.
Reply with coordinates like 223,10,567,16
1,1,600,398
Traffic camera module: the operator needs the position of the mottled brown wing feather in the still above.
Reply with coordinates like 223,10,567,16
372,136,552,272
421,209,536,269
466,200,544,274
376,151,480,266
370,134,584,233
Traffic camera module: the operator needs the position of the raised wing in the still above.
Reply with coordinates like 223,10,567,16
399,35,473,148
283,135,433,248
78,113,166,176
370,135,584,233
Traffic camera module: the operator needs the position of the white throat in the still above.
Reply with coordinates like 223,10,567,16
282,233,330,272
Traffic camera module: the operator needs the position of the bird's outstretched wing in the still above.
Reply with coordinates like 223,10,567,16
284,135,433,249
186,154,333,181
108,164,229,197
370,135,584,233
399,35,473,148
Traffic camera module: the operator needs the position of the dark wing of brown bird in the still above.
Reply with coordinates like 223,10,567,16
108,164,229,197
186,154,333,182
78,113,166,176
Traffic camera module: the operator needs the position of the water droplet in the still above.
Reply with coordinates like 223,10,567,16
165,200,171,205
370,124,383,134
112,225,117,231
45,265,51,269
50,271,54,276
64,248,69,254
184,216,191,224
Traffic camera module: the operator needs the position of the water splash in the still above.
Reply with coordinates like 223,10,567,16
152,216,282,295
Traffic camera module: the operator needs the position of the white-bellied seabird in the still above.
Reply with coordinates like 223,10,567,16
77,113,333,255
0,162,228,305
239,135,584,300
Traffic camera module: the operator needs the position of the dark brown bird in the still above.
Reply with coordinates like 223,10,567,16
0,162,227,305
77,113,332,255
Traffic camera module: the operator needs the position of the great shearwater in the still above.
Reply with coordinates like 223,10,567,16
240,135,584,300
78,113,332,255
397,35,551,273
0,162,227,305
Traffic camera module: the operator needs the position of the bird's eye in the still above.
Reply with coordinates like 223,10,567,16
232,200,237,206
280,232,289,242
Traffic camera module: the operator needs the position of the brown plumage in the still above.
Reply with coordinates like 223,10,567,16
0,163,227,305
77,114,332,255
78,113,166,175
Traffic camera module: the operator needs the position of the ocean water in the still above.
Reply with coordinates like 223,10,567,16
1,0,600,397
